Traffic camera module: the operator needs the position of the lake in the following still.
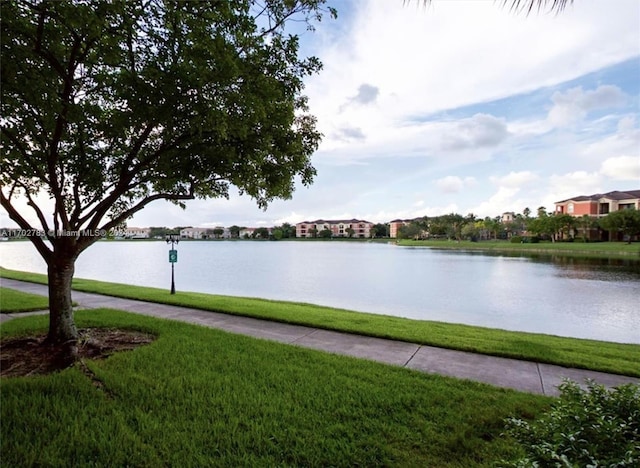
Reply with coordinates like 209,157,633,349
1,240,639,344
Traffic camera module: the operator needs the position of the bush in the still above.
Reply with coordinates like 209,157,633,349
502,379,640,467
510,236,523,244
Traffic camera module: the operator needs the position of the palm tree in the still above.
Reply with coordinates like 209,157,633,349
575,214,596,241
416,0,573,15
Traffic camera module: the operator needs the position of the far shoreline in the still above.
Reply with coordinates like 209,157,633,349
2,236,639,261
394,239,640,261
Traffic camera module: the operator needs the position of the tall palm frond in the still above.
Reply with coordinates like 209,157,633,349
410,0,574,16
502,0,573,15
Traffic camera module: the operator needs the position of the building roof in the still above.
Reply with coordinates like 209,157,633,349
556,189,640,204
389,217,423,223
298,219,373,225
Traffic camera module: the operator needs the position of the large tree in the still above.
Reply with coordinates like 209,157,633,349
599,209,640,244
1,0,334,347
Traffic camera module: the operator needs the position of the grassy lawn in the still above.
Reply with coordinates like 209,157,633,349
0,287,49,313
2,267,639,377
395,239,640,260
1,310,551,467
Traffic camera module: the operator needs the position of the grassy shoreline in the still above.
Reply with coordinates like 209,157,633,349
2,267,639,377
395,239,640,260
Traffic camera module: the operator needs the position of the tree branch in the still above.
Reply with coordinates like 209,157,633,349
48,35,83,232
19,185,52,238
77,189,196,252
32,3,67,78
76,128,199,227
105,190,195,232
119,123,156,180
0,187,52,262
70,124,91,226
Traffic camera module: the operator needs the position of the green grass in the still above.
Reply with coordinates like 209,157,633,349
2,267,639,377
1,310,551,467
0,287,49,313
396,239,640,260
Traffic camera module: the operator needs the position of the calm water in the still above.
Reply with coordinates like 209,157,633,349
1,240,639,344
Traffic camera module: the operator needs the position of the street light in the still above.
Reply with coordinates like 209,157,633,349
166,234,179,294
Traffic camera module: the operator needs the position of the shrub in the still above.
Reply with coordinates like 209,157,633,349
510,236,523,244
502,379,640,467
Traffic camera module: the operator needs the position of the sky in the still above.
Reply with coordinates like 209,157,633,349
2,0,640,229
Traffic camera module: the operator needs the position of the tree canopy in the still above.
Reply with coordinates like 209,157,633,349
599,209,640,243
1,0,333,257
0,0,334,344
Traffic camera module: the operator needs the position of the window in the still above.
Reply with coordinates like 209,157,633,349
568,203,574,214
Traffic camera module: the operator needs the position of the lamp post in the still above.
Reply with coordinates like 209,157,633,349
166,234,179,294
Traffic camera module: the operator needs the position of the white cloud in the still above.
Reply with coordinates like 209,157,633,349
316,113,507,168
600,156,640,180
548,85,627,127
436,176,477,193
364,203,460,223
468,187,522,218
307,0,639,155
545,171,603,206
490,171,539,188
332,126,366,142
617,115,637,132
440,114,509,150
581,117,640,159
274,212,308,225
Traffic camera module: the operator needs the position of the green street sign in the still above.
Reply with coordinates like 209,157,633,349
169,249,178,263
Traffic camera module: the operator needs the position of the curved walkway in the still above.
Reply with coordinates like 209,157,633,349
2,278,638,396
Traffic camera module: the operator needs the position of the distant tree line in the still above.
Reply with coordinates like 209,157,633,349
70,208,639,243
396,208,640,244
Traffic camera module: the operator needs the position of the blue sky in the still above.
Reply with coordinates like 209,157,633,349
3,0,639,229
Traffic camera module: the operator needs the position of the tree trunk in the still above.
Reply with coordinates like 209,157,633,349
46,255,78,345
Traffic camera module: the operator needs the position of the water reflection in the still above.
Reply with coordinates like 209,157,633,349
430,249,640,281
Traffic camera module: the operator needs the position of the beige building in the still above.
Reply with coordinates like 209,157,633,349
295,219,374,238
501,212,515,223
180,227,209,239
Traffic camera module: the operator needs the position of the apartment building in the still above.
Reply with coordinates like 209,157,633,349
555,189,640,241
295,219,374,238
180,227,209,239
388,218,422,238
555,190,640,217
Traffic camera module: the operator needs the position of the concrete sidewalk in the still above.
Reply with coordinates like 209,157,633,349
2,278,638,396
